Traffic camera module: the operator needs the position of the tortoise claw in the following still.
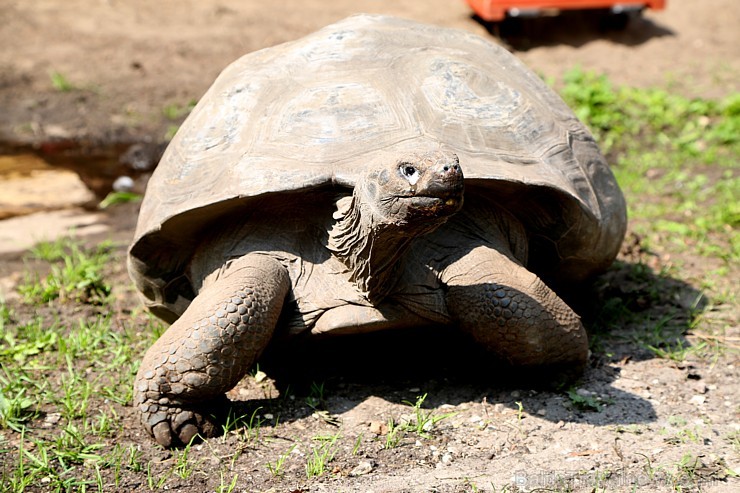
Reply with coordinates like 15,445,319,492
140,399,219,448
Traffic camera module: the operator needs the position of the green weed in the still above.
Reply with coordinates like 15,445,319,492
99,191,142,209
266,444,296,478
0,370,36,432
567,388,606,412
305,381,326,411
49,71,75,92
173,441,197,479
402,394,456,439
19,237,113,304
221,407,263,443
560,67,740,274
217,471,239,493
305,433,339,478
162,99,197,120
384,417,404,450
383,394,455,448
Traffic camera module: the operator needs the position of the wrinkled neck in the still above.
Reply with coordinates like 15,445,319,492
328,191,417,303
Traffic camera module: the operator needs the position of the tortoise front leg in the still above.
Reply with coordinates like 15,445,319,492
134,254,289,447
443,246,588,375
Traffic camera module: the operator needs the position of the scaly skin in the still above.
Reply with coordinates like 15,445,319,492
444,246,588,372
133,255,289,447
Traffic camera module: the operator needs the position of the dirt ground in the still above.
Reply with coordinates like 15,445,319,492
0,0,738,492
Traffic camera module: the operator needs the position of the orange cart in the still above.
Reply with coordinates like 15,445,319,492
466,0,666,22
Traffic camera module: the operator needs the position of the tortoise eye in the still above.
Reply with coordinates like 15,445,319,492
400,164,420,186
401,165,417,177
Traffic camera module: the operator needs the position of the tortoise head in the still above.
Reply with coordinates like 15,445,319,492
329,149,464,301
358,149,464,228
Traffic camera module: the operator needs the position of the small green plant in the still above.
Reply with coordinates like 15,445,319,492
724,430,740,453
221,407,263,443
0,379,35,432
402,394,456,439
305,381,326,410
384,417,404,449
146,459,172,489
19,238,113,304
162,99,197,120
49,71,74,92
305,433,339,478
173,441,197,479
266,444,296,478
217,472,239,493
515,401,524,422
567,388,606,412
99,191,142,209
352,433,363,455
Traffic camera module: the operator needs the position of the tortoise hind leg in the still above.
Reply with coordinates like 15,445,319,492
134,254,290,447
443,246,588,376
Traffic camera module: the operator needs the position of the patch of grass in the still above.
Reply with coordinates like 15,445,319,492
18,237,113,304
0,370,37,432
0,240,155,490
305,433,340,478
560,67,740,270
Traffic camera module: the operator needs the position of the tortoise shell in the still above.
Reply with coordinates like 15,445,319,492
129,14,626,321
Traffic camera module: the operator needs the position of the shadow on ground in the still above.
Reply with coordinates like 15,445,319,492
475,10,674,51
212,247,707,437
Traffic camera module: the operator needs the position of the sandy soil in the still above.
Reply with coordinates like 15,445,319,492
0,1,738,492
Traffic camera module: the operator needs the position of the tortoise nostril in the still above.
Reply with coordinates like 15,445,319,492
441,163,460,174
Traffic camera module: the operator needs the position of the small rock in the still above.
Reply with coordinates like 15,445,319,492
537,408,547,416
42,412,62,428
469,415,483,423
349,460,374,477
510,391,521,398
369,421,388,435
690,395,706,405
409,387,421,393
112,175,135,192
692,382,708,394
262,413,274,420
576,388,593,397
441,453,453,464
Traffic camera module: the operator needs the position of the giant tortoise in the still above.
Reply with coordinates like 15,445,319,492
129,14,627,446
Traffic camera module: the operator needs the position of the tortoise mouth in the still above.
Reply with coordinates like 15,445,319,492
405,191,463,215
